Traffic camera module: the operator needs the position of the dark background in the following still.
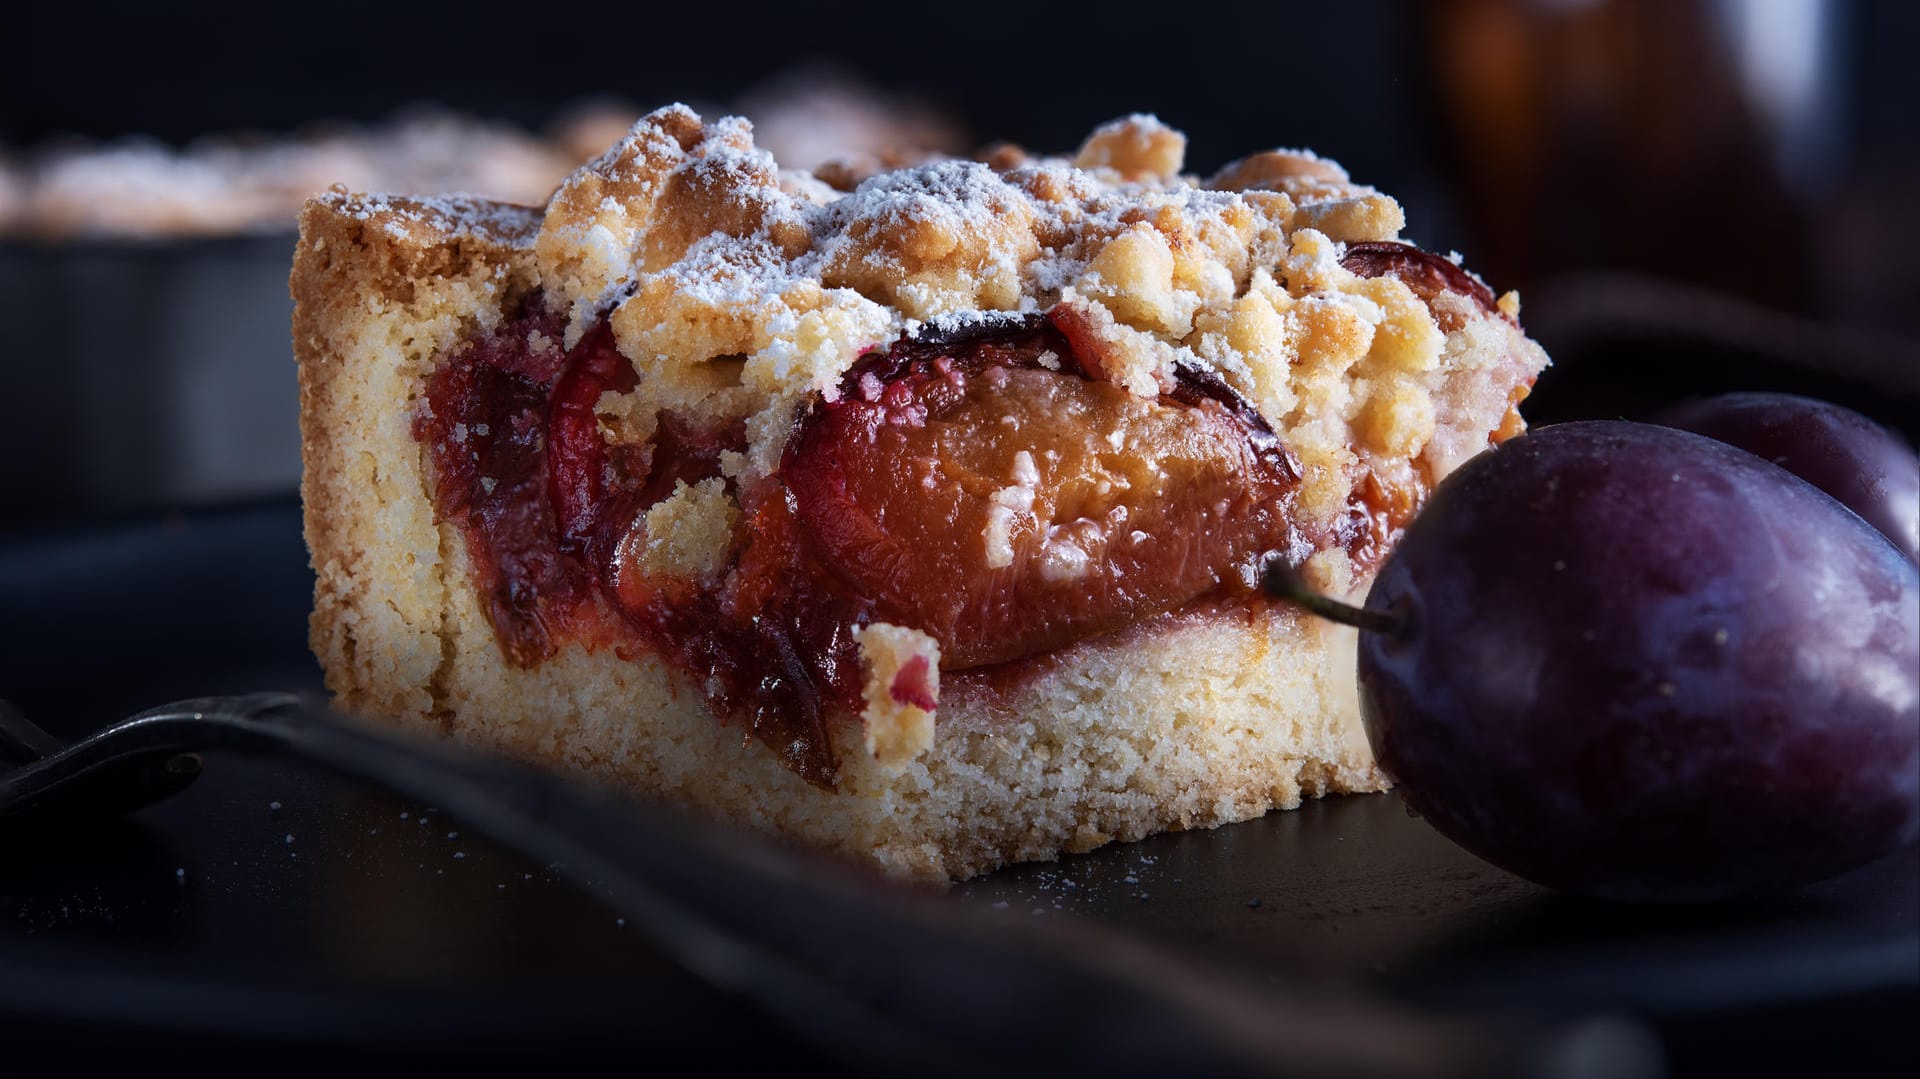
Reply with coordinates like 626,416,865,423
5,0,1919,528
1,5,1915,1073
5,0,1919,329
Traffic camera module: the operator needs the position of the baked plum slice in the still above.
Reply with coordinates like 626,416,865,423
1340,241,1505,319
782,314,1304,669
418,296,596,666
548,323,740,573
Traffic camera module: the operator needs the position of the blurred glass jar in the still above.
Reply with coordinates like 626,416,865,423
1417,0,1848,314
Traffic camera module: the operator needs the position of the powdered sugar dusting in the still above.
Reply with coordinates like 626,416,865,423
519,105,1549,508
341,106,1542,543
322,189,542,248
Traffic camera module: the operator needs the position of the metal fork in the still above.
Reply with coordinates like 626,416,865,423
0,693,1658,1079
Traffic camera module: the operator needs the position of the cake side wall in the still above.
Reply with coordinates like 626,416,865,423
291,197,537,732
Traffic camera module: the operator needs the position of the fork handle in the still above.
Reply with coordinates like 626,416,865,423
0,693,1660,1079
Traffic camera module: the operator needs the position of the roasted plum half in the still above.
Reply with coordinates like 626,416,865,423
783,314,1305,669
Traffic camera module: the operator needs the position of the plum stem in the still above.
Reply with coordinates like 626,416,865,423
1261,558,1408,636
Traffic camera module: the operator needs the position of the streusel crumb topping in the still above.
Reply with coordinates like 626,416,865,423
516,105,1542,548
854,622,941,769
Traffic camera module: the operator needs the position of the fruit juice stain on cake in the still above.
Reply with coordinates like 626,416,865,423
415,294,606,666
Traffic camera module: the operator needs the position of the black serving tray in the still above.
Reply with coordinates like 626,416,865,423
0,499,1913,1075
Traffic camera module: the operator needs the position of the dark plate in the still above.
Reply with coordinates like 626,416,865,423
0,500,1914,1074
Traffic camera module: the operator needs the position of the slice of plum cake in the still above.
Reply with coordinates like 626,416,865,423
293,107,1548,880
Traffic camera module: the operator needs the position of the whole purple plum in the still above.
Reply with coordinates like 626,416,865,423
1656,392,1918,562
1353,421,1918,903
